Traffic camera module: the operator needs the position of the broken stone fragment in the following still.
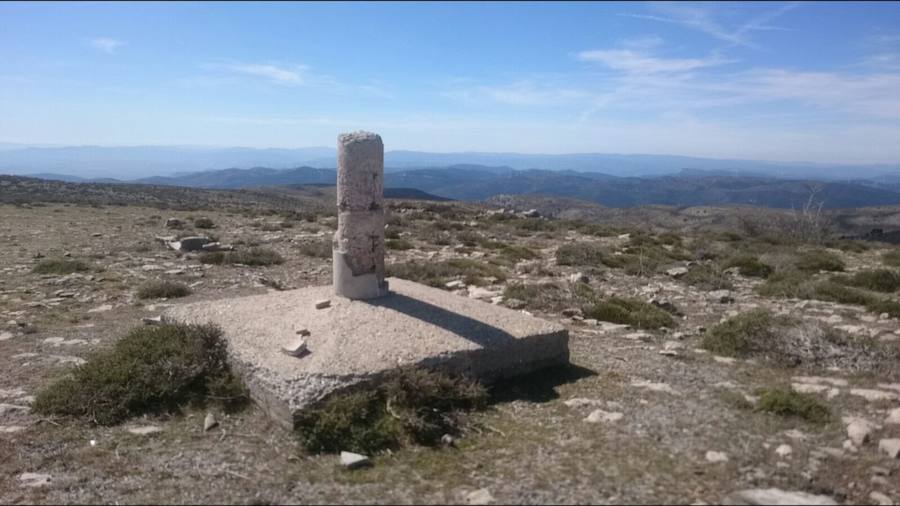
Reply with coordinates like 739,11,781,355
203,412,218,431
165,218,183,229
201,242,233,252
339,451,370,469
879,438,900,459
281,338,309,357
171,236,212,252
141,316,163,325
722,488,837,505
314,299,331,309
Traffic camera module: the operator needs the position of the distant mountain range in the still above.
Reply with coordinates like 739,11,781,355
2,144,900,180
17,165,900,210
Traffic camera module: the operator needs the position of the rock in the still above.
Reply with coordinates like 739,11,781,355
0,425,26,433
173,236,212,252
165,218,183,228
339,451,370,469
706,451,729,463
871,466,891,477
464,488,495,505
142,316,163,325
568,272,589,284
0,331,12,341
441,434,455,447
885,408,900,425
467,286,500,300
561,308,582,317
631,380,679,396
722,488,837,505
564,398,605,408
846,418,876,446
444,280,465,289
850,389,898,402
708,290,735,304
522,209,540,218
504,298,526,310
0,403,30,416
201,242,233,252
775,444,792,458
314,299,332,310
666,267,689,278
870,492,894,506
88,304,113,313
203,413,218,431
18,472,51,488
281,338,309,358
127,425,163,436
879,439,900,459
585,409,624,424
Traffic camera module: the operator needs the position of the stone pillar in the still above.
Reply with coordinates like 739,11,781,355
333,131,389,299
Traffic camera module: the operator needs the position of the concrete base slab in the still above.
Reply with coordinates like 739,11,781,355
165,277,569,429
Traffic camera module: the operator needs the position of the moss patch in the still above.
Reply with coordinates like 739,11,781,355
34,323,247,425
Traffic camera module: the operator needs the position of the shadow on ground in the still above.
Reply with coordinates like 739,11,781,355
488,364,597,404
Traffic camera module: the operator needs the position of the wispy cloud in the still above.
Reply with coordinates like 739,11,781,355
90,37,124,54
576,48,729,74
221,63,308,85
445,81,588,106
622,2,799,49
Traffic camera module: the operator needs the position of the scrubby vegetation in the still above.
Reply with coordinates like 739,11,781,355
137,280,192,299
32,258,90,275
583,297,675,330
297,238,333,259
882,249,900,267
194,217,215,229
682,264,733,290
295,367,487,454
555,242,621,268
386,238,414,251
387,259,506,287
754,386,831,424
34,323,247,425
723,255,773,278
833,268,900,293
200,247,284,266
794,249,845,272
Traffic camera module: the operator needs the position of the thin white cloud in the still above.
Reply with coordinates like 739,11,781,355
576,48,729,74
222,63,307,85
90,38,124,54
447,81,589,106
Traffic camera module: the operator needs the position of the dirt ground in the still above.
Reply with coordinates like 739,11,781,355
1,201,899,504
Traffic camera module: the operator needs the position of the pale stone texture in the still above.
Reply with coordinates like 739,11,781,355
333,131,388,299
166,277,568,428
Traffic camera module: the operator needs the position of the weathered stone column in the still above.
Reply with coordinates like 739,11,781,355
333,131,389,299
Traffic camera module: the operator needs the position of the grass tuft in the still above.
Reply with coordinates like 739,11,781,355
583,297,674,330
200,247,284,266
137,280,192,299
755,386,831,424
32,258,90,275
794,249,845,272
723,255,773,278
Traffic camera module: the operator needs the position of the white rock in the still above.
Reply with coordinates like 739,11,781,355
281,338,308,357
879,383,900,393
444,280,464,289
127,425,163,436
563,398,605,409
793,376,848,387
870,492,894,506
706,451,729,463
18,472,51,488
722,488,837,505
879,439,900,459
584,409,624,424
464,488,495,505
314,299,331,309
792,383,828,395
850,389,898,402
666,266,689,278
846,418,876,446
0,425,26,433
775,444,793,458
340,451,370,469
203,412,218,431
568,272,589,284
631,380,680,396
0,403,30,416
885,408,900,425
0,331,12,341
87,304,113,313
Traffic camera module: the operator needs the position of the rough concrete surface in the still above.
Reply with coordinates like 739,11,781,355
166,277,569,428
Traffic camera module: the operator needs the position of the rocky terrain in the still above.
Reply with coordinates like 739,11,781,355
1,193,899,504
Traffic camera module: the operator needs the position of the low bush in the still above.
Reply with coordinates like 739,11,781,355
387,259,506,287
555,242,623,268
755,387,831,424
882,249,900,267
834,269,900,293
723,255,773,278
794,250,845,272
34,323,247,425
194,217,215,229
583,297,674,330
32,258,90,275
297,238,332,259
682,264,734,290
386,239,414,251
200,247,284,266
296,367,487,454
137,280,192,300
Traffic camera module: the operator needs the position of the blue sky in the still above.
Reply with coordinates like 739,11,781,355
2,1,900,163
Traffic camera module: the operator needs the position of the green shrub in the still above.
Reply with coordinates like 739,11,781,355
296,367,487,454
297,238,332,259
200,247,284,266
32,258,90,275
555,242,622,268
683,264,734,290
33,323,247,425
723,255,774,278
387,259,506,287
795,250,845,272
755,387,831,424
583,297,674,330
386,239,414,251
701,309,777,357
137,280,192,300
882,249,900,267
834,269,900,293
194,217,215,229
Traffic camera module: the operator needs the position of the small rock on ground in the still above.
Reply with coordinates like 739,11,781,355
463,488,495,505
339,451,370,469
879,439,900,459
722,488,837,505
870,492,894,506
203,413,218,431
18,473,52,488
